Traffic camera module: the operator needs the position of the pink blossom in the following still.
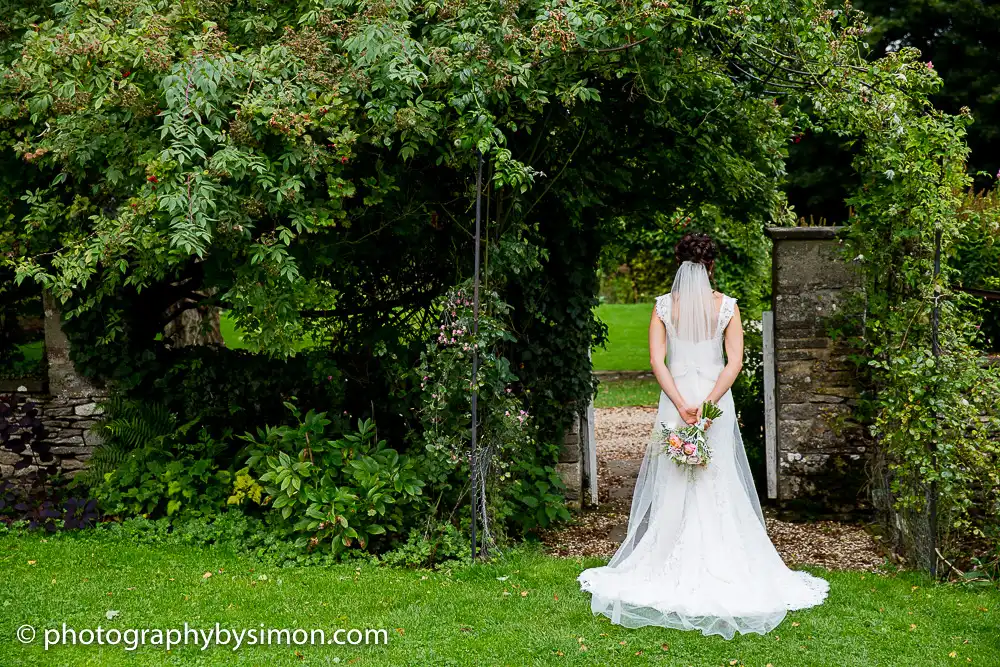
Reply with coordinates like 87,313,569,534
926,61,933,69
683,442,696,456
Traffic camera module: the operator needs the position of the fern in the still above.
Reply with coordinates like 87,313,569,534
77,397,180,488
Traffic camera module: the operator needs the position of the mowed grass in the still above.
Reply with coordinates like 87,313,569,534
594,377,661,408
218,312,248,350
218,312,315,352
592,303,653,372
592,302,661,408
2,532,999,667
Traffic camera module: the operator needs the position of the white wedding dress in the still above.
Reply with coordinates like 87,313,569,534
578,263,829,640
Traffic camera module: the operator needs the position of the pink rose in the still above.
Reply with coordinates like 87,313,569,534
683,443,696,456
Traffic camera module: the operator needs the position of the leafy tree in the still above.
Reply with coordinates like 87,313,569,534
1,0,995,566
786,0,1000,221
858,0,1000,185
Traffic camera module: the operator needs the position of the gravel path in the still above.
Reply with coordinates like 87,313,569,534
540,406,886,571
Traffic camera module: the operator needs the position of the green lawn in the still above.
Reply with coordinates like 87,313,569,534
591,302,661,408
218,312,316,352
594,377,661,408
3,532,998,666
218,312,249,350
592,303,653,372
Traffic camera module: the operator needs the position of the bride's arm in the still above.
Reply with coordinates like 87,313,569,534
648,305,698,424
705,303,744,404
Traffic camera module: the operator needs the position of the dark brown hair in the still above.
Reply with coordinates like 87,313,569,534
674,232,717,267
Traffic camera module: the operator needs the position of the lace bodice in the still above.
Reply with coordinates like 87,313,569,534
654,293,737,377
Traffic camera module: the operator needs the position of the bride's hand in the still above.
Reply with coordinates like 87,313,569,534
677,403,698,425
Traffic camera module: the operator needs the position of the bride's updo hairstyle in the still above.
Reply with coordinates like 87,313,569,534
674,232,717,268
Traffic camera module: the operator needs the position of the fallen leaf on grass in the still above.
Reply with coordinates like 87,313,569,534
791,622,800,627
105,610,119,620
520,590,528,597
910,624,917,631
949,652,957,659
395,628,404,636
580,645,587,651
661,644,669,651
202,572,213,579
27,560,36,565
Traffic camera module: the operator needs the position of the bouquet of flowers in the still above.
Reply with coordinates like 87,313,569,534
659,401,723,468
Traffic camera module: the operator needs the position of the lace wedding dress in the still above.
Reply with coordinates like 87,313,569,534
578,262,829,640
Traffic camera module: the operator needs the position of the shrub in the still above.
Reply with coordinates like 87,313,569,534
379,521,472,568
89,400,234,518
234,404,425,554
732,319,766,493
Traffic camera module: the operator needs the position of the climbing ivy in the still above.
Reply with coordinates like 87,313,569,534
809,49,1000,567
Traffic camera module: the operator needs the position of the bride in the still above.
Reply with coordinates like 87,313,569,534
578,233,829,640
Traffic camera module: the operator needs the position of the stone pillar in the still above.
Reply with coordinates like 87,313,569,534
33,291,106,478
765,227,869,516
556,413,584,510
43,290,102,398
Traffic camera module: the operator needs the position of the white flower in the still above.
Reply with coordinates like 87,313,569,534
884,169,895,181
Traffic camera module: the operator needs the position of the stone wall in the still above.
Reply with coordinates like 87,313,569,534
766,227,869,516
1,291,106,483
556,413,585,509
0,391,104,480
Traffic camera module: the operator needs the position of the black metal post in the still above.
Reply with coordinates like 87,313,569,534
929,228,942,576
470,148,484,560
